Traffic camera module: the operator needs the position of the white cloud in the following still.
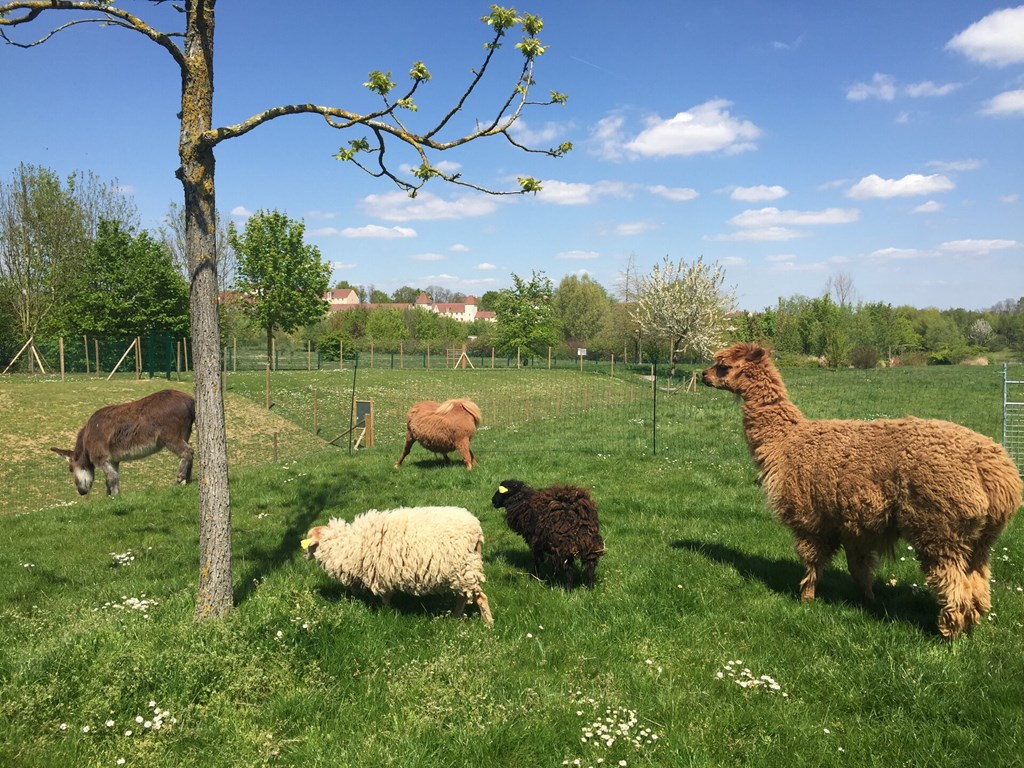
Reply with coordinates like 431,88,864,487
708,226,807,242
769,258,828,272
537,179,629,205
360,190,498,221
847,73,897,101
847,73,961,101
509,118,568,145
721,256,747,267
624,100,761,157
448,243,470,253
616,221,657,236
938,239,1021,255
410,252,444,261
591,113,627,160
913,200,943,214
870,247,925,261
926,159,982,172
331,261,356,270
305,210,337,221
904,80,962,98
476,262,497,270
728,207,860,227
765,253,797,263
230,206,252,218
557,250,601,260
980,89,1024,116
648,184,699,201
731,185,788,202
1001,194,1021,204
947,6,1024,67
336,224,417,239
846,173,955,199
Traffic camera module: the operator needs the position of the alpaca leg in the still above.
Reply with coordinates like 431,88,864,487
475,590,494,628
794,536,835,602
922,560,974,639
844,544,878,602
395,432,416,467
455,438,474,470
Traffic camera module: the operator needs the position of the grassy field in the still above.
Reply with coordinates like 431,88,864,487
1,363,1022,767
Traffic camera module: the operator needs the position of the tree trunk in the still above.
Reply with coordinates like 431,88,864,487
179,0,233,620
266,325,274,371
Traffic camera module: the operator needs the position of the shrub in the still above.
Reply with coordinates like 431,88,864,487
850,345,880,369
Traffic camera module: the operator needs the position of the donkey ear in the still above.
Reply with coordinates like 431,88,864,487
51,447,73,462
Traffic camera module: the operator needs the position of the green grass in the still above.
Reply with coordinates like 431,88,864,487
1,364,1022,767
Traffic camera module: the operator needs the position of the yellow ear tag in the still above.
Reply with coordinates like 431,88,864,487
498,485,508,493
300,538,313,549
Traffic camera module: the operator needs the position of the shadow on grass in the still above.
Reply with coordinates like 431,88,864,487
672,538,941,637
233,473,350,606
313,582,490,624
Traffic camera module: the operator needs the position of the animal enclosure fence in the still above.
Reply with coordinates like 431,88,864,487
1004,363,1024,474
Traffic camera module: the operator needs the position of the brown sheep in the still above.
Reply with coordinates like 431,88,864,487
702,342,1022,639
395,399,482,471
491,479,605,589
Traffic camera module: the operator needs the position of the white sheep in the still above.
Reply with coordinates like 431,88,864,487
301,506,494,627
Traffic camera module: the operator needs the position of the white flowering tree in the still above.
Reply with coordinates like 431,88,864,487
630,255,736,377
1,2,568,619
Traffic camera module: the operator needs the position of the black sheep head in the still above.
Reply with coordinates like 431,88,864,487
492,479,527,509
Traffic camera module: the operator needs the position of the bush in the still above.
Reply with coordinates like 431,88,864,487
850,345,880,369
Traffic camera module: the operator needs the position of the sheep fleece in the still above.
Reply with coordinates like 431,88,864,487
310,506,488,599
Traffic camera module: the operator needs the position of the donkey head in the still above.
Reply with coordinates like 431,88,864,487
50,447,95,495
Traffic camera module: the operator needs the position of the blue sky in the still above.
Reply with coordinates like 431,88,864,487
2,2,1022,312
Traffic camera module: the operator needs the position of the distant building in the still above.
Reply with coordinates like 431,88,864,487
323,289,495,323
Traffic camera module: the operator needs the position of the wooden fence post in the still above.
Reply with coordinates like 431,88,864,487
59,337,65,380
83,335,90,374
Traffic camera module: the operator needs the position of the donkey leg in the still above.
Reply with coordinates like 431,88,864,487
100,460,121,496
168,439,194,485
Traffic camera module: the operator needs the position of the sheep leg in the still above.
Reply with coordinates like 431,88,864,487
475,590,494,628
395,432,416,467
453,594,468,618
562,557,575,591
794,536,836,602
582,556,599,589
844,543,877,602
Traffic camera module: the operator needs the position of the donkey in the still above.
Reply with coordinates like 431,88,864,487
51,389,195,496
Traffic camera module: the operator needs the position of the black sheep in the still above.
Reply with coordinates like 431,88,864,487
491,479,605,589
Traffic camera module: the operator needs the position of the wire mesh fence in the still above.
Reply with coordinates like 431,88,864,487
1004,363,1024,474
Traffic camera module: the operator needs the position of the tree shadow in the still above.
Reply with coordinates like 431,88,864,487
671,538,940,637
233,473,348,605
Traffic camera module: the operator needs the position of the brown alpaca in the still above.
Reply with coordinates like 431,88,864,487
703,343,1022,639
395,398,482,470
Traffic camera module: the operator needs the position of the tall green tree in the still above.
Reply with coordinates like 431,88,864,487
229,211,330,364
493,271,559,359
630,255,736,376
69,220,190,336
392,285,424,304
553,273,613,344
365,306,408,350
0,164,136,340
1,2,566,620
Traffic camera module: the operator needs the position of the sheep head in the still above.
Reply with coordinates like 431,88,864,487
491,479,529,509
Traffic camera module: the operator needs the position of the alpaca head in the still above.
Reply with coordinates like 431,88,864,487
491,479,527,509
701,343,774,396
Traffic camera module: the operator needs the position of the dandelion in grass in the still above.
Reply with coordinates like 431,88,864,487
716,660,788,697
110,551,135,567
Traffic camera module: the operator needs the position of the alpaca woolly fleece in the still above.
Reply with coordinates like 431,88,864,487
703,342,1022,639
303,506,493,627
491,479,605,589
396,399,482,470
